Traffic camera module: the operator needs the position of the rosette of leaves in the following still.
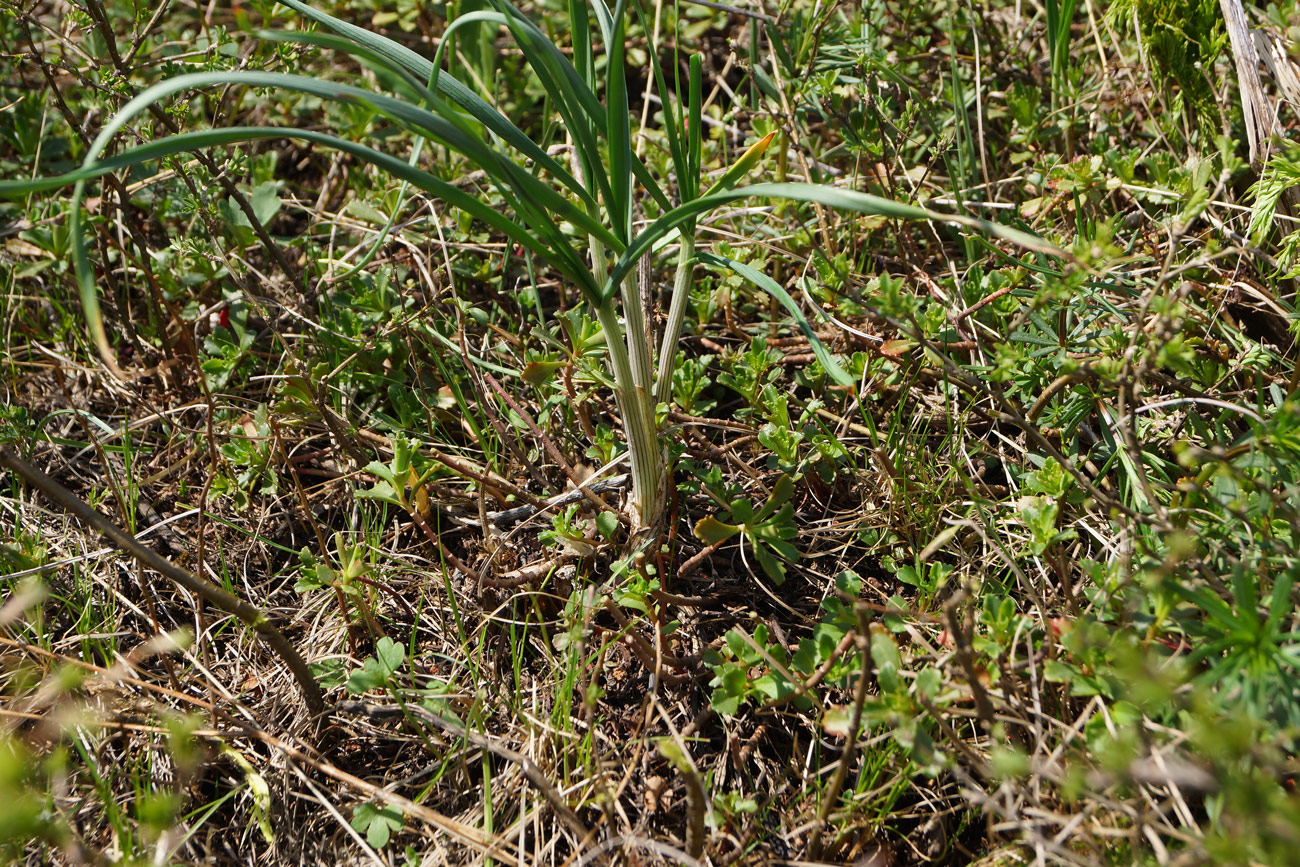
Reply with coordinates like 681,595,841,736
694,475,800,584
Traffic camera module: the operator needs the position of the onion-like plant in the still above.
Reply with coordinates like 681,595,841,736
1,0,1048,533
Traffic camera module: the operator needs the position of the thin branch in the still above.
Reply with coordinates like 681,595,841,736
0,447,326,717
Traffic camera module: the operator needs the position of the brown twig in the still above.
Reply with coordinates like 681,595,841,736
945,598,997,729
408,507,482,589
676,540,724,579
0,447,326,717
807,604,874,860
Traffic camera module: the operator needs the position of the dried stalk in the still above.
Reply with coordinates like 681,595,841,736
0,447,325,716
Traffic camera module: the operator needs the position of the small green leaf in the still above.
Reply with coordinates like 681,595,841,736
352,802,403,849
347,639,405,695
914,667,942,699
1043,659,1076,683
752,475,795,523
355,479,406,510
1018,495,1061,555
346,668,383,695
220,746,274,844
374,637,405,677
710,688,742,716
695,515,741,546
521,360,565,386
835,570,862,598
366,460,400,486
294,573,327,594
752,541,789,584
595,510,619,541
249,181,282,225
870,625,903,693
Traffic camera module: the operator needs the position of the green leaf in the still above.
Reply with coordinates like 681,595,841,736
351,802,403,849
835,570,862,598
701,131,776,198
374,637,405,677
220,745,274,844
355,479,406,510
870,625,902,693
277,0,598,205
346,639,406,695
1018,494,1060,555
605,0,632,243
752,475,796,523
694,515,741,546
364,460,399,487
346,668,384,695
688,54,702,198
753,541,788,584
249,181,282,225
595,510,619,541
1043,659,1076,683
611,181,1059,299
697,253,854,388
914,667,942,699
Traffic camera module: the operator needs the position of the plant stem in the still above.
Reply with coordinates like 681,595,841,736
654,233,696,407
595,303,663,530
0,447,326,717
590,227,664,531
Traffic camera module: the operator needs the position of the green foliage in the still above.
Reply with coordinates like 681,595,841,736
694,474,800,584
1247,145,1300,277
6,0,1300,862
0,736,62,854
351,802,404,848
356,436,435,514
210,404,277,509
1110,0,1227,138
295,534,370,597
705,623,799,715
347,637,406,694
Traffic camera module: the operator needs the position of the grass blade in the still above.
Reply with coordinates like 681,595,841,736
278,0,592,204
608,180,1062,296
688,53,702,199
696,251,855,387
606,0,632,243
0,125,605,358
71,70,619,254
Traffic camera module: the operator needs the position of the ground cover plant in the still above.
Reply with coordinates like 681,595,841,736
2,0,1300,864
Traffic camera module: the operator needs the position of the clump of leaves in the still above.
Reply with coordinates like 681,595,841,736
1109,0,1227,137
0,0,1048,535
347,637,406,695
351,802,404,849
694,474,799,584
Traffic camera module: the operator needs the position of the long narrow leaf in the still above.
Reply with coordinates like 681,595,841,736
485,0,617,216
255,29,432,98
0,125,605,369
701,131,776,198
278,0,591,203
569,0,594,86
606,0,633,243
74,70,619,254
637,1,688,203
607,181,1062,297
688,54,702,199
696,252,855,387
485,0,672,213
